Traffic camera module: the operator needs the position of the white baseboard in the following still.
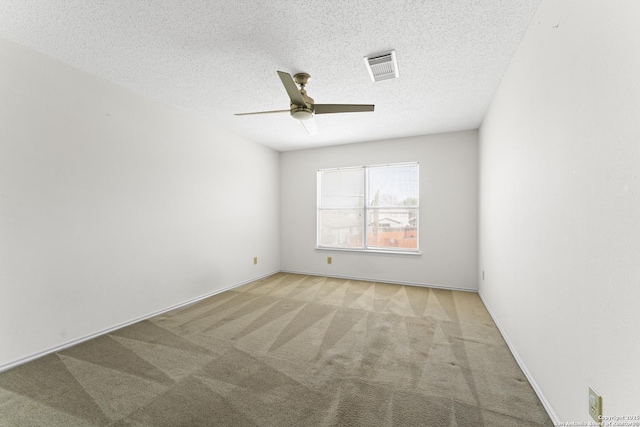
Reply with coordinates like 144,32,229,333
0,270,279,374
478,292,560,424
279,269,478,292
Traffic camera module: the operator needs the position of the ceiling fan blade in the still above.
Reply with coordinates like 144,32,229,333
300,117,318,135
234,109,290,116
314,104,375,114
277,71,307,107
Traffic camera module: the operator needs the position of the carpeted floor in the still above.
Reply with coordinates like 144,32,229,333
0,273,552,426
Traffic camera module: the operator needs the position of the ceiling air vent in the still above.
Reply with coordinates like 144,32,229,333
364,50,399,82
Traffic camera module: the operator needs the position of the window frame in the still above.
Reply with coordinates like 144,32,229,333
316,162,420,255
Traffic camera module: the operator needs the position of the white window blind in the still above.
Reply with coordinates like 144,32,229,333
317,162,419,252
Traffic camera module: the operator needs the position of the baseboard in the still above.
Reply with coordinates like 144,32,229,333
0,270,279,374
279,269,478,293
478,292,560,424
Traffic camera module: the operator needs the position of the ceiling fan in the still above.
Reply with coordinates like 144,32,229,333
234,71,374,135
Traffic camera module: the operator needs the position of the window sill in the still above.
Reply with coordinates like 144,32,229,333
315,247,421,256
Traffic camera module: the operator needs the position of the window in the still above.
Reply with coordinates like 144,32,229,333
317,162,419,252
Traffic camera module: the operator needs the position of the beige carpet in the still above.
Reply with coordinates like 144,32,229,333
0,273,552,426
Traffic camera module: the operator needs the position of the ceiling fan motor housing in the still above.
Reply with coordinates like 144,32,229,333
290,88,314,121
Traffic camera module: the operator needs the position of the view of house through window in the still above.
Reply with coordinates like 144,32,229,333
317,162,419,252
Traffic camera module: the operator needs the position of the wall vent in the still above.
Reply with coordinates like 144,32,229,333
364,50,399,82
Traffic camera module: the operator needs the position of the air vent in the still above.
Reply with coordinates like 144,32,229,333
364,50,399,82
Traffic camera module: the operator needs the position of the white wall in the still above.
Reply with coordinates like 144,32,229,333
280,131,478,290
480,0,640,422
0,38,280,370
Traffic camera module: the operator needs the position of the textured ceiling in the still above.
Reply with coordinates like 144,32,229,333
0,1,540,151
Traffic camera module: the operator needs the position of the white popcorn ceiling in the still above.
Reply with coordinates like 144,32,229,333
0,1,540,151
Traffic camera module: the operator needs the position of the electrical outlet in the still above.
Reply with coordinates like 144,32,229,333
327,256,332,264
253,257,258,265
588,386,603,422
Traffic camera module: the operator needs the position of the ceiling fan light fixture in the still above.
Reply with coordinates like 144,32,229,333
364,50,399,82
291,108,314,121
